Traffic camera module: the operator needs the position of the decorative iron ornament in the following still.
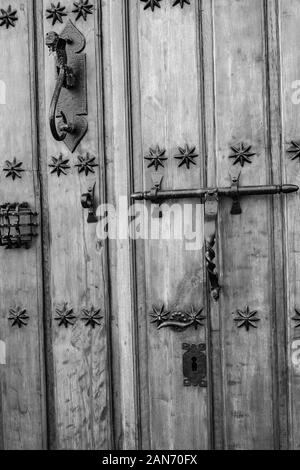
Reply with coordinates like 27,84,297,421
233,306,260,331
0,5,18,28
8,307,29,329
46,2,67,25
149,305,206,331
54,303,76,328
183,343,207,388
49,153,70,176
3,158,24,180
75,153,98,175
141,0,162,11
287,141,300,162
229,143,256,167
173,0,190,8
149,305,170,327
81,306,103,328
174,145,198,169
292,309,300,328
72,0,93,21
144,146,167,171
0,203,38,249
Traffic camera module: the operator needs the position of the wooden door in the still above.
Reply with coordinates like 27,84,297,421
1,0,300,451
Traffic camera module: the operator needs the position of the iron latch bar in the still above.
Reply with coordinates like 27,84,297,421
131,175,299,301
131,177,299,214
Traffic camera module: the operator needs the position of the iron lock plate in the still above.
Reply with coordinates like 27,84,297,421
182,343,207,388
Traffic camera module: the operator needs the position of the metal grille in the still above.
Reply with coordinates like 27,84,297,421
0,203,38,249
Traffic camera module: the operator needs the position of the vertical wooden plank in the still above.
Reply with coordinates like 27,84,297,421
101,0,139,450
213,0,276,449
0,0,46,449
40,0,112,449
130,0,209,450
265,0,289,449
280,0,300,450
201,0,225,450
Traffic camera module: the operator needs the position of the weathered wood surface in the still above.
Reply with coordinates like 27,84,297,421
212,0,278,450
281,0,300,451
40,0,111,449
101,0,140,450
2,0,300,451
129,0,208,450
0,0,46,450
201,0,225,450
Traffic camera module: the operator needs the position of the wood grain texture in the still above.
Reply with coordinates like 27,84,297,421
0,0,46,450
265,0,289,449
213,0,275,450
40,0,111,449
130,0,208,450
280,0,300,451
101,0,140,450
201,0,225,450
2,0,300,451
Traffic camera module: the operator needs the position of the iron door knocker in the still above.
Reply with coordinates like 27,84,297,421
46,20,88,153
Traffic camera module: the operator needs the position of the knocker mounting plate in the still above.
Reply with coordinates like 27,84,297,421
46,20,88,152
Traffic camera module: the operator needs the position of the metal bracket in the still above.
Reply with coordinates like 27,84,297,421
150,174,163,218
182,343,207,388
0,203,38,249
149,174,163,201
81,183,97,224
46,20,88,153
230,172,242,215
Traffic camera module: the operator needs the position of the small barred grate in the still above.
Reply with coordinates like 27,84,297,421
0,203,38,249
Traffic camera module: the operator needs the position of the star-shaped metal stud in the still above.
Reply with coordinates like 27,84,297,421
173,0,190,8
3,158,24,180
141,0,162,11
75,153,98,176
49,153,70,177
46,2,67,25
81,306,103,328
149,305,170,328
72,0,93,21
144,146,167,171
233,306,260,331
229,143,256,167
0,5,18,28
174,145,198,169
292,309,300,328
54,303,76,328
8,307,29,329
287,141,300,162
186,306,206,330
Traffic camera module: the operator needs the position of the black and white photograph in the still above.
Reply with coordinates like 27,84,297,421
0,0,299,454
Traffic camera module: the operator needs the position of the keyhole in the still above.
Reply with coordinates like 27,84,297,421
192,357,198,372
